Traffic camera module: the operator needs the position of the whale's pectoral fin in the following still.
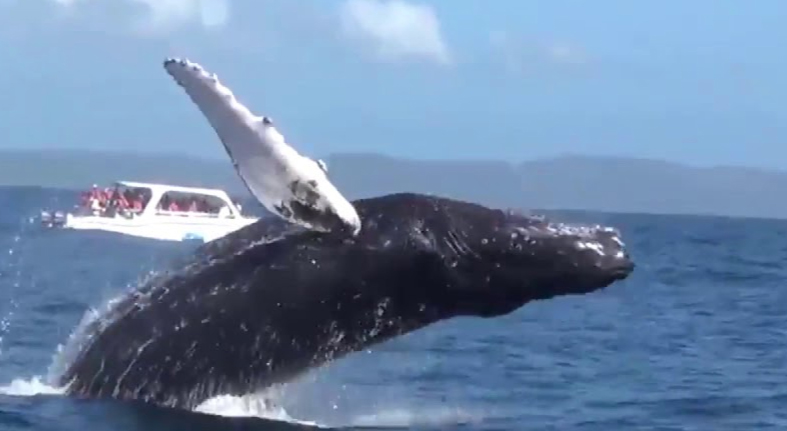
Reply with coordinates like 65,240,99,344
272,179,321,226
253,116,286,145
288,179,322,208
269,179,338,232
273,197,323,232
315,159,328,174
273,201,294,221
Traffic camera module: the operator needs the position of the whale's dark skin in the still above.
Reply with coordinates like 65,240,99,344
58,193,634,410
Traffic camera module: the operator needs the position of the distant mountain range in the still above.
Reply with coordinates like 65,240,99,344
1,149,784,219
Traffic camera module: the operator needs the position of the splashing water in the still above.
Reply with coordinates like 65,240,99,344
348,406,484,428
0,253,320,427
0,376,64,397
0,286,489,429
193,392,320,426
0,230,30,358
0,287,316,426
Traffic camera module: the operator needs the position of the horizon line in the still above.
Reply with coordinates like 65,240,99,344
0,147,782,173
8,183,787,224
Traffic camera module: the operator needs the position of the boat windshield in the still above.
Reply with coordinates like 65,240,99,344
155,190,236,218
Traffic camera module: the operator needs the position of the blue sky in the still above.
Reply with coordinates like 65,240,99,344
1,0,786,168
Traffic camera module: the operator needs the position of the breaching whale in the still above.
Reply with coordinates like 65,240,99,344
162,57,361,236
57,192,634,410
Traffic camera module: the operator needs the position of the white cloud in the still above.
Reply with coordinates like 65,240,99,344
338,0,450,65
489,30,588,74
132,0,228,31
47,0,229,32
546,43,586,65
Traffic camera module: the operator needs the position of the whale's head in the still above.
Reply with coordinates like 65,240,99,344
430,201,634,317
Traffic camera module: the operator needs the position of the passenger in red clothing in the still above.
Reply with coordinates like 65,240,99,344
116,193,129,210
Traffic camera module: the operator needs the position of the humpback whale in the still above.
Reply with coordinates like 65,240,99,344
58,192,634,410
162,57,361,236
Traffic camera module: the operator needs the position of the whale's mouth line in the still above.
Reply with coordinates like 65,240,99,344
608,262,635,280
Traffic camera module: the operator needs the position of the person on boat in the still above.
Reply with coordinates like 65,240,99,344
199,198,212,213
122,190,135,206
115,192,130,212
97,187,110,212
85,184,103,215
86,185,98,204
90,197,102,215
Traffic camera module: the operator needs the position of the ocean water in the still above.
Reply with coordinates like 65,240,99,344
0,186,785,431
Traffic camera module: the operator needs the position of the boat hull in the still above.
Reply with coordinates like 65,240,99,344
60,213,258,242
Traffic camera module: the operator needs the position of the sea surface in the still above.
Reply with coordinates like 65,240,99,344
0,186,785,431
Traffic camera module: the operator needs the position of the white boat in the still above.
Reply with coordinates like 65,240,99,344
41,181,259,243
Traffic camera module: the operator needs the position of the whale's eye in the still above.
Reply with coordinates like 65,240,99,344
262,116,273,125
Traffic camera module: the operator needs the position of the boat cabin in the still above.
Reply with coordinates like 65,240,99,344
82,181,245,219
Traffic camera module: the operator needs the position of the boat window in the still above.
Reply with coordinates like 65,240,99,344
156,191,235,217
77,184,151,218
122,187,152,213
